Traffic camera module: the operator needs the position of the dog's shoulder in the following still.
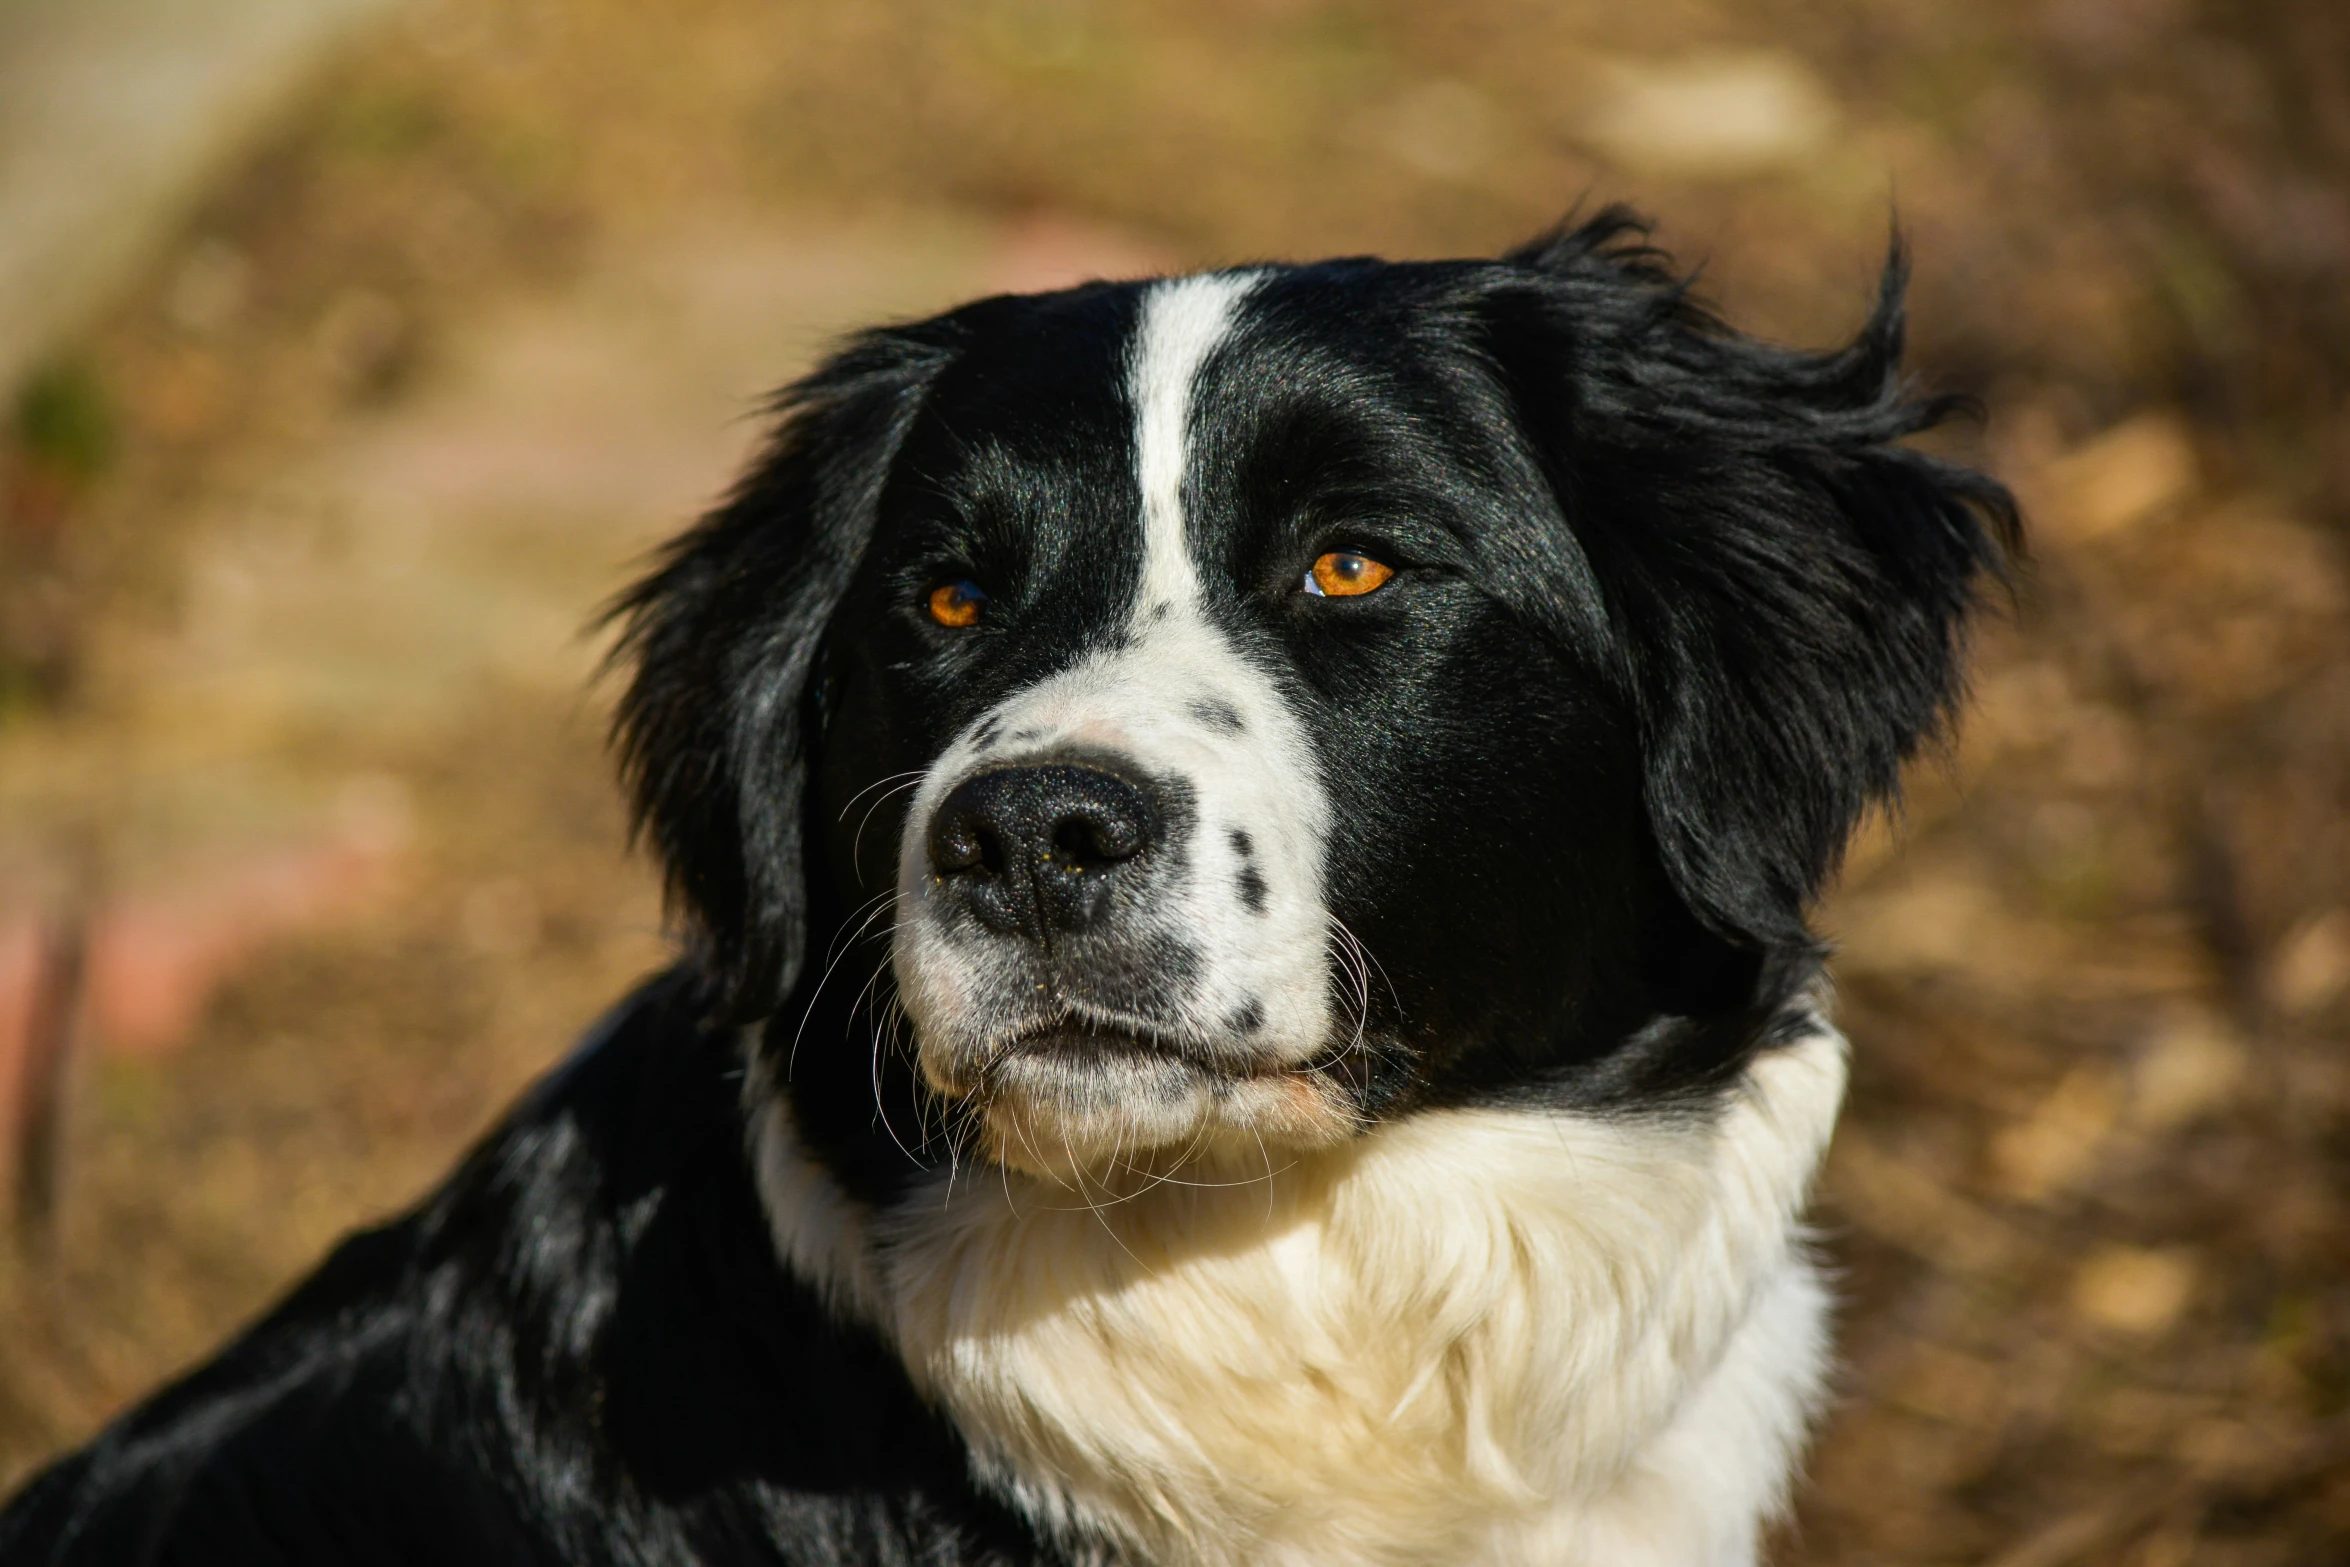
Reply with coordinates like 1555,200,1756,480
0,970,1058,1567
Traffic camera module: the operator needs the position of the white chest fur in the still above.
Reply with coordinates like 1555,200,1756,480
749,1025,1847,1567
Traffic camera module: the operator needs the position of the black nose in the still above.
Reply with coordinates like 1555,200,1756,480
927,763,1158,941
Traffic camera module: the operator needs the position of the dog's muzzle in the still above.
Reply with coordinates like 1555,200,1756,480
895,747,1354,1178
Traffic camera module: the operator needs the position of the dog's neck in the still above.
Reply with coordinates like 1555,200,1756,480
746,1019,1845,1567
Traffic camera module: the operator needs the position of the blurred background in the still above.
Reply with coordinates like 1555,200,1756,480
1,0,2346,1559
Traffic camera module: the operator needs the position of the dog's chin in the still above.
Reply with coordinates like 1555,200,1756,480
922,1025,1361,1183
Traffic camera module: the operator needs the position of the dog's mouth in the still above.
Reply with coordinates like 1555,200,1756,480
921,1012,1366,1179
990,1015,1318,1078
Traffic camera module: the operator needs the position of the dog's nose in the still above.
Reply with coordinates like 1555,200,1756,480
927,763,1158,941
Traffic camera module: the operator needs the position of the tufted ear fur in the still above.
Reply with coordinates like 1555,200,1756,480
608,327,955,1019
1485,209,2021,956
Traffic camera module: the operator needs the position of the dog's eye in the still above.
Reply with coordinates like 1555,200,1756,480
1302,551,1394,599
926,579,989,628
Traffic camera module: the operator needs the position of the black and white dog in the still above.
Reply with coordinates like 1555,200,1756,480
0,211,2014,1566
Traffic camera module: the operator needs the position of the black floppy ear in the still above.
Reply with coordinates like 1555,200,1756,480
1489,210,2021,953
608,326,954,1019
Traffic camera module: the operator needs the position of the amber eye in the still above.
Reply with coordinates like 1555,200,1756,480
1303,551,1394,599
926,579,988,628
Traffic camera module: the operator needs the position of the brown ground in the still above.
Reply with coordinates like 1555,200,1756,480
2,1,2346,1562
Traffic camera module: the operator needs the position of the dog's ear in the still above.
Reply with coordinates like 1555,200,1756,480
1486,209,2021,953
608,326,954,1019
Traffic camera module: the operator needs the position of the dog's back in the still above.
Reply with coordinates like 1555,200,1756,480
0,972,1051,1567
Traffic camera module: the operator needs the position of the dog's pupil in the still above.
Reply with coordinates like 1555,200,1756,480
1310,550,1391,598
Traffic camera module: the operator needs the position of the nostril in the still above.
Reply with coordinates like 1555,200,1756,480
1053,810,1142,867
929,810,1005,878
934,821,977,873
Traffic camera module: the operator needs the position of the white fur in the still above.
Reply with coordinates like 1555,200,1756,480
1131,272,1251,619
893,272,1341,1162
829,270,1845,1563
748,1021,1846,1567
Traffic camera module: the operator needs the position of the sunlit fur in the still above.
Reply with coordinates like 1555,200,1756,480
0,210,2015,1567
752,1021,1845,1566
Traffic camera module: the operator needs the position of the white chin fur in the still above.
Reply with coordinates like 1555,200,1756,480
747,1020,1848,1567
969,1048,1362,1182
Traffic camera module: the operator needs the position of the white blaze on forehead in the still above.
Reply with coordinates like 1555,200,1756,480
1129,271,1261,618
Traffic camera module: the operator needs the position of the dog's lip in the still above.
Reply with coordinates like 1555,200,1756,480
977,1014,1321,1084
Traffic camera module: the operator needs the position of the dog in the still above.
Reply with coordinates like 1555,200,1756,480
0,209,2015,1566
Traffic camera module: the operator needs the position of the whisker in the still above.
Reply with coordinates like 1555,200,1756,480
852,775,930,878
996,1123,1024,1217
1325,916,1405,1095
939,1095,967,1208
836,769,927,825
861,943,929,1169
1010,1108,1071,1195
1085,1115,1224,1207
1060,1128,1148,1270
1248,1123,1279,1224
821,886,898,970
1334,913,1401,1015
788,890,900,1079
1130,1159,1298,1191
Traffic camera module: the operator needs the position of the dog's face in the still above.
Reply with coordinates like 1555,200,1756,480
615,215,2013,1184
824,270,1662,1173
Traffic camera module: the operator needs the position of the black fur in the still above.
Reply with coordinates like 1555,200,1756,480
0,973,1053,1565
0,211,2015,1564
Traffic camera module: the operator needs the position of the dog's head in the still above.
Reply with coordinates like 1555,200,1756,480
613,212,2015,1182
